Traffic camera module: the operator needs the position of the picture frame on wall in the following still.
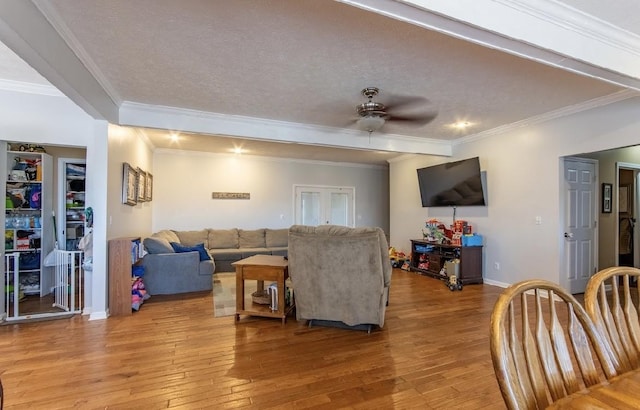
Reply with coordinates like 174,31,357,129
602,183,612,213
137,168,147,202
145,172,153,201
122,163,137,206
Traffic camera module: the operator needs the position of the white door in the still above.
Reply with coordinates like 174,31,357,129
294,186,354,227
563,157,597,294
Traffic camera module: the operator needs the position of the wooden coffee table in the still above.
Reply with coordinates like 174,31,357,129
232,254,294,324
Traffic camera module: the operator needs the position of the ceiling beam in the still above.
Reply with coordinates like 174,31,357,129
0,0,118,122
341,0,640,90
119,102,453,156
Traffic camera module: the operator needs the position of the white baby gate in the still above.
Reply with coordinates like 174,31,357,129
4,250,83,321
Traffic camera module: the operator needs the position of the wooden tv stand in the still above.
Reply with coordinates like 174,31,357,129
409,239,483,285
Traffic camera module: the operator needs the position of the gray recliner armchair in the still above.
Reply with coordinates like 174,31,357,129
288,225,391,331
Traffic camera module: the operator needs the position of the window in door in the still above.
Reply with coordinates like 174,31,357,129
294,185,354,227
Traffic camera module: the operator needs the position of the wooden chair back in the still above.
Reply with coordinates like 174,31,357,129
584,266,640,374
490,279,618,410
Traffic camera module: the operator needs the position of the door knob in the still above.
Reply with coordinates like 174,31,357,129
564,232,574,238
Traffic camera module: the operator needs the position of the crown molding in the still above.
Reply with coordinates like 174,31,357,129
453,89,640,145
133,127,156,152
0,78,63,96
496,0,640,55
386,153,430,164
119,101,453,157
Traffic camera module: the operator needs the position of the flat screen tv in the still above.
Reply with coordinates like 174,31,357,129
417,157,486,207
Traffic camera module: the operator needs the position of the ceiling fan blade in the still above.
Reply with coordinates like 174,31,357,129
338,117,360,128
385,94,430,110
388,110,438,126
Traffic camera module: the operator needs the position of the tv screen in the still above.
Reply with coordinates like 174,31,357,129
417,157,486,207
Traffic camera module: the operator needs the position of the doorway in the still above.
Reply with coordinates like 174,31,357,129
2,144,87,322
617,164,639,268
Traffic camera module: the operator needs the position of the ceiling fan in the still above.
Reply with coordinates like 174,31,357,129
353,87,437,133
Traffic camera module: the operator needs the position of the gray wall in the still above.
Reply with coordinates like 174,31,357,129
152,150,390,233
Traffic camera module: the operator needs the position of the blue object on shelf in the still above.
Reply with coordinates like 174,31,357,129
132,265,145,277
414,245,430,253
462,234,483,247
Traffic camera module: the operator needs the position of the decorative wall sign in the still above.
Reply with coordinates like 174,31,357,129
212,192,250,200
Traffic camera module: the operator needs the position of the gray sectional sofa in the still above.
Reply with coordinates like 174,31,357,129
142,228,289,295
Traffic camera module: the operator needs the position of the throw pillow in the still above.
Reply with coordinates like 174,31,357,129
144,237,174,254
170,242,212,261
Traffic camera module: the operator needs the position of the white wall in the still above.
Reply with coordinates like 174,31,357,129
0,89,113,319
390,96,640,288
106,125,153,239
152,150,389,232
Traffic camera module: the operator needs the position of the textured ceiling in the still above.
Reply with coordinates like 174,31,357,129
0,1,639,165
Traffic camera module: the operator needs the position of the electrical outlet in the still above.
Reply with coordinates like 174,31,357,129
494,262,500,270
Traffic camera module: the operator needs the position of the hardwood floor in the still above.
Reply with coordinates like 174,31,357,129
0,269,507,409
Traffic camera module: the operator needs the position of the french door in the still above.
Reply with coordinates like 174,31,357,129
294,185,355,227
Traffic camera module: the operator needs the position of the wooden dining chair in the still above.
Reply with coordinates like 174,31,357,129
584,266,640,374
490,279,619,410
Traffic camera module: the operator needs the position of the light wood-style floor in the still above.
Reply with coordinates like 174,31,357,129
0,269,507,409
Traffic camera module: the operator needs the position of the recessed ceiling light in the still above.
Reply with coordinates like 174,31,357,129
169,132,180,142
233,147,244,155
451,121,472,129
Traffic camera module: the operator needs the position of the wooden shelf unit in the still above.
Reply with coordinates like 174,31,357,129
108,236,141,316
409,239,483,285
2,143,54,298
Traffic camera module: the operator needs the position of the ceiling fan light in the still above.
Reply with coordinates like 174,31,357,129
357,115,386,132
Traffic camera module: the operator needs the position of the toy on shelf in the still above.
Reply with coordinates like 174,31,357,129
422,219,447,243
422,219,481,247
131,268,151,311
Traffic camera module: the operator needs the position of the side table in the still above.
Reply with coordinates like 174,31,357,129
232,254,294,324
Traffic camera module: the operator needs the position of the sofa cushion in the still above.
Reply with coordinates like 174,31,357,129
265,228,288,247
208,248,244,260
144,237,174,254
153,229,180,244
175,230,209,248
239,229,266,248
208,229,239,249
170,242,212,261
240,248,271,258
270,246,288,257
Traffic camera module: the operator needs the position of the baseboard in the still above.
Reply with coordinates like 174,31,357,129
89,310,108,321
482,278,510,288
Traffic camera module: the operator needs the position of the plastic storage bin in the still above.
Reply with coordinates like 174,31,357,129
462,234,483,247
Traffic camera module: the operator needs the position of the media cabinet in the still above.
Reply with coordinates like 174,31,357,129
409,239,483,285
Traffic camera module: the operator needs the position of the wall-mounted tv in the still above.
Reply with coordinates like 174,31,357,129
417,157,486,207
